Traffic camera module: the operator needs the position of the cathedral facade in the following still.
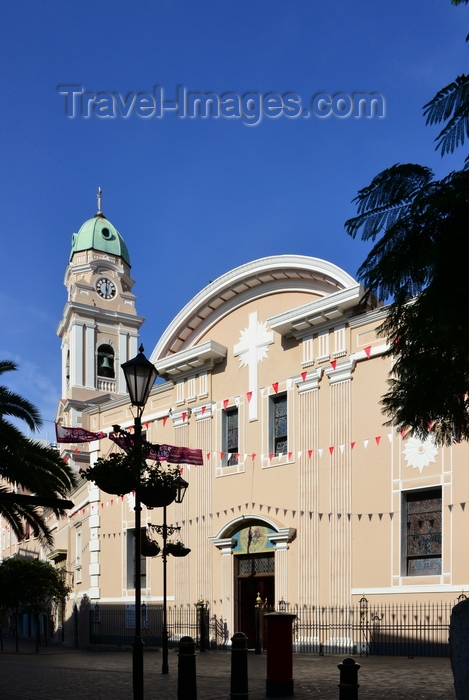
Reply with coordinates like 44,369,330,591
2,203,468,648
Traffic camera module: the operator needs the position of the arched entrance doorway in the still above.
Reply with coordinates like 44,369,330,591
209,517,296,646
232,522,276,647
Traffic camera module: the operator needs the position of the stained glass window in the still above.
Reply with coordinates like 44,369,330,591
272,394,287,454
224,408,238,466
405,489,442,576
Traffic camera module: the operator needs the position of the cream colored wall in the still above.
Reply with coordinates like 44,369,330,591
4,280,469,646
73,294,469,626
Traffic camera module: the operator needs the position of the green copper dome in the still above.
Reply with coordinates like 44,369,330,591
70,213,130,265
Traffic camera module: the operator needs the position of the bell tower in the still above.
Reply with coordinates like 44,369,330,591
56,190,145,428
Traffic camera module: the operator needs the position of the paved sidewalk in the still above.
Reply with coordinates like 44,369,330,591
0,637,455,699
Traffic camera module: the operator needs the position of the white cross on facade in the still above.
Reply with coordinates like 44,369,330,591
234,311,274,421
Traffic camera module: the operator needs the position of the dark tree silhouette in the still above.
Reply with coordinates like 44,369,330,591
0,360,76,544
346,0,468,445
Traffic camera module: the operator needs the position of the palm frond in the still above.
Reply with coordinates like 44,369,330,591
345,164,434,241
0,359,77,546
347,158,468,445
0,388,42,430
0,360,18,376
423,74,469,155
0,420,76,496
0,491,54,546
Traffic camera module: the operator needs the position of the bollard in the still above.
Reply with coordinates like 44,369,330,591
254,593,262,655
178,636,197,700
338,657,360,700
197,599,207,652
230,632,249,699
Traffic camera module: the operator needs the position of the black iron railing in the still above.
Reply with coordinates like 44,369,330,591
283,600,454,657
89,604,227,650
89,599,456,657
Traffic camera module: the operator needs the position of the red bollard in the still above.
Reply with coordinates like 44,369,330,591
265,612,296,697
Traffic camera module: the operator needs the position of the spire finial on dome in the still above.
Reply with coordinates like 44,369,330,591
95,187,105,218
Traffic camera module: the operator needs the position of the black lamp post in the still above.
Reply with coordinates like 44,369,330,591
161,474,188,674
121,345,158,700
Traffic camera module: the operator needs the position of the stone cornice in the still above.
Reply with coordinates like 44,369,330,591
208,537,237,552
269,528,297,549
193,402,215,420
351,343,389,362
295,368,323,393
267,284,365,338
83,379,174,416
324,358,356,384
56,301,144,337
348,305,389,328
155,340,227,379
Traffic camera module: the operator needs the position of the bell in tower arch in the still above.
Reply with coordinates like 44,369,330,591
97,345,115,379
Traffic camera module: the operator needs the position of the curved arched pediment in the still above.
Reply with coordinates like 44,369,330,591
213,514,285,540
208,514,296,552
151,255,358,361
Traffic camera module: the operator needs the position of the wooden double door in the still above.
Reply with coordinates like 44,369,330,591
235,553,274,648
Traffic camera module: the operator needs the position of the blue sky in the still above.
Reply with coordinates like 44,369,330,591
0,0,466,441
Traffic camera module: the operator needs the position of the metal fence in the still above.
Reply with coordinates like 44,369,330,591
89,604,226,649
283,600,454,657
89,599,457,657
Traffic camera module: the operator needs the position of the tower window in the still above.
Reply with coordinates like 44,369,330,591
97,344,115,379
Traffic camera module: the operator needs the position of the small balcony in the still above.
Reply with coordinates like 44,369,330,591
97,378,116,393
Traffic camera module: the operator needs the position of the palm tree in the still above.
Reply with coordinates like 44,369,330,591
345,164,467,446
0,360,76,545
345,0,468,446
423,74,469,156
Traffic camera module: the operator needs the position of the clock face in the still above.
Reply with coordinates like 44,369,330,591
96,277,117,300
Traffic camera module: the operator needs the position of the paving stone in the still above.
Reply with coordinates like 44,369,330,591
0,637,455,700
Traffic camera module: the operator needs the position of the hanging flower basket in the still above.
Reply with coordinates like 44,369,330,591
81,453,139,496
139,464,181,509
141,536,161,557
165,541,191,557
139,484,177,508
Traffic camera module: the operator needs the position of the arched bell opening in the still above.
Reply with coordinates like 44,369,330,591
97,344,115,379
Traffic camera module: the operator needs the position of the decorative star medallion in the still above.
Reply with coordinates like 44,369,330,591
403,437,438,473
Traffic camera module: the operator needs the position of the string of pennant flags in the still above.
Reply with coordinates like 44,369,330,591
58,425,423,465
205,432,401,463
56,426,463,467
54,350,459,467
24,497,467,531
55,355,377,446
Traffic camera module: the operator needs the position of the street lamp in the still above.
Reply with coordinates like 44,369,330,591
121,345,158,700
174,474,189,504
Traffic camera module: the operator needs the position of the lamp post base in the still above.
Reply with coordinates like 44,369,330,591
162,625,169,674
133,635,145,699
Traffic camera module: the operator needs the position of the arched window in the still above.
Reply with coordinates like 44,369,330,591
97,344,115,378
